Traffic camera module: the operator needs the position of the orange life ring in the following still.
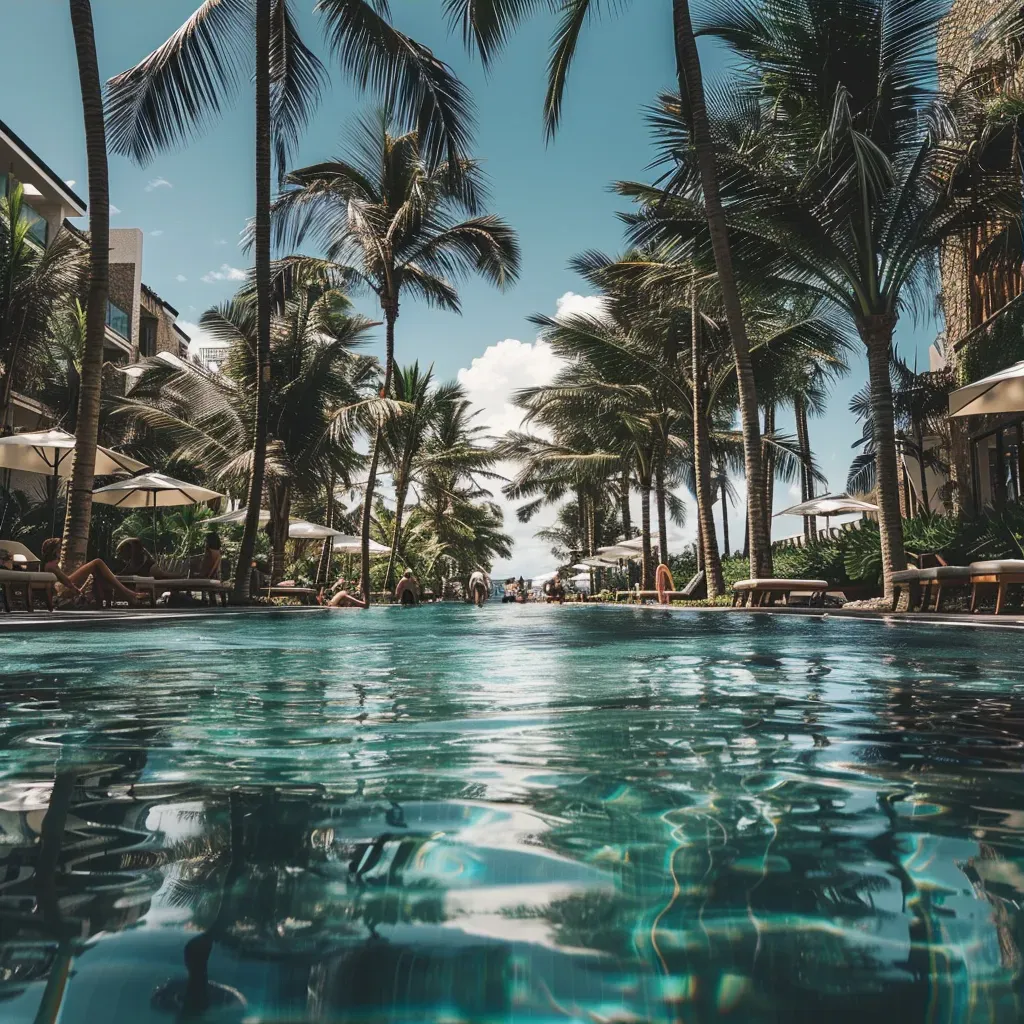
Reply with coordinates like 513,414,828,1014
655,563,674,604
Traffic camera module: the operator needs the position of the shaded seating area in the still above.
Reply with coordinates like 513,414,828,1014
890,555,974,612
732,578,829,607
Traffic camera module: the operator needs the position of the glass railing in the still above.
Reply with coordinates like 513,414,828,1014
106,300,130,339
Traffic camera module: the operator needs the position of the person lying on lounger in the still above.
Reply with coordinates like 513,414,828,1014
41,537,145,607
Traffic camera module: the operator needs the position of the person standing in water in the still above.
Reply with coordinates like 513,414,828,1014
394,569,420,606
468,569,490,606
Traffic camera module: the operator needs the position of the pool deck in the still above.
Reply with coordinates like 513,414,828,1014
1,603,1024,630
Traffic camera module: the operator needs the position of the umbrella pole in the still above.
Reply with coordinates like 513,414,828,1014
152,501,158,558
50,460,59,536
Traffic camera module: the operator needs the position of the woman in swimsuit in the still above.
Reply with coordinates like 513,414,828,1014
40,537,145,607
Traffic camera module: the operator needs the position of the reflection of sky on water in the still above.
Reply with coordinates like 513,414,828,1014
3,607,1024,1020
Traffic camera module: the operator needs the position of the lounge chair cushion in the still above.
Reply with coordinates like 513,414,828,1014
0,570,56,584
917,565,972,581
734,578,828,590
890,569,921,584
970,560,1024,574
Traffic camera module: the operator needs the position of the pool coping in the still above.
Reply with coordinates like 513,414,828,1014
2,602,1024,631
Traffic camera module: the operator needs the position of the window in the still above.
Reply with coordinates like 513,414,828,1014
106,300,130,339
140,318,157,357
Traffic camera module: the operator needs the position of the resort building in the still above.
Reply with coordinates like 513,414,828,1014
933,0,1024,515
0,119,190,431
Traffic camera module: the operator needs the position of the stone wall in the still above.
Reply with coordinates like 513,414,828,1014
139,289,186,358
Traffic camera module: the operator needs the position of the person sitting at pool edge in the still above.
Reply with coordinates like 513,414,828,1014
468,568,489,606
40,537,146,607
394,569,420,607
319,575,367,608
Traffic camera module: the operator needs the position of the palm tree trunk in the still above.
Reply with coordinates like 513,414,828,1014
691,293,723,596
720,477,730,559
233,0,272,602
913,421,930,515
620,467,633,587
794,394,814,541
268,480,290,584
672,0,769,579
63,0,108,571
763,403,775,529
860,315,907,600
360,300,397,606
640,472,653,590
383,474,408,594
655,453,669,566
316,469,336,586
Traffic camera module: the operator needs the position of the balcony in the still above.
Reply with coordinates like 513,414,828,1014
1,173,49,247
106,300,130,340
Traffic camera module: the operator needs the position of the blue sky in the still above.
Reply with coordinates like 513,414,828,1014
2,0,940,573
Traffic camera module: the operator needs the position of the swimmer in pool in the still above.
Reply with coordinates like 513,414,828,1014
468,569,489,606
394,569,420,606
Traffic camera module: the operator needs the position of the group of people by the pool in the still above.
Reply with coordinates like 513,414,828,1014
318,567,493,608
0,532,225,607
8,531,564,609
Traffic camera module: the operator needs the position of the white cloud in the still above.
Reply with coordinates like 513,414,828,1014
109,204,121,215
150,229,164,237
215,238,227,246
457,295,583,578
175,274,187,283
554,290,609,322
64,179,76,188
201,263,247,284
145,177,173,192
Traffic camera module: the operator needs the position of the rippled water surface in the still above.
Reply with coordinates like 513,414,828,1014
3,606,1024,1022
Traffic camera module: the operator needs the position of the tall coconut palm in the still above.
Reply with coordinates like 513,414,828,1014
271,111,520,604
622,0,1018,598
63,0,110,572
106,0,477,600
448,0,771,577
114,282,380,579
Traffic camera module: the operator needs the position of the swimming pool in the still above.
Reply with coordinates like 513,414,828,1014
2,605,1024,1022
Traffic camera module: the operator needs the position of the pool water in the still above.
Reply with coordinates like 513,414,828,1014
3,606,1024,1023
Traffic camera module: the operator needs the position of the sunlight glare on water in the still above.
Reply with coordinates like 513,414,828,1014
3,605,1024,1022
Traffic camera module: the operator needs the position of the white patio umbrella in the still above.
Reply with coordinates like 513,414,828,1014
570,572,592,588
949,359,1024,417
93,472,224,553
331,534,388,555
776,493,878,534
207,507,270,526
0,429,149,532
288,520,343,540
599,537,644,553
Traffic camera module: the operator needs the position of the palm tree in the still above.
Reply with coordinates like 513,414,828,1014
449,0,771,577
380,366,496,592
0,187,86,431
115,281,380,579
622,0,1018,599
106,0,477,600
271,112,520,604
64,0,110,572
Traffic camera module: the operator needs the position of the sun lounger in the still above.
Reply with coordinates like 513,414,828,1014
970,560,1024,615
116,575,231,607
732,578,829,607
0,569,57,612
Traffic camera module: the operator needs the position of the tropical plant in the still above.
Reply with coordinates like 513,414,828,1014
848,357,956,516
449,0,771,576
618,0,1020,599
106,0,477,600
63,0,110,572
270,111,520,603
0,186,85,429
113,281,380,580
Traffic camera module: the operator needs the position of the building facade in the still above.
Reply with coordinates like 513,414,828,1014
936,0,1024,514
